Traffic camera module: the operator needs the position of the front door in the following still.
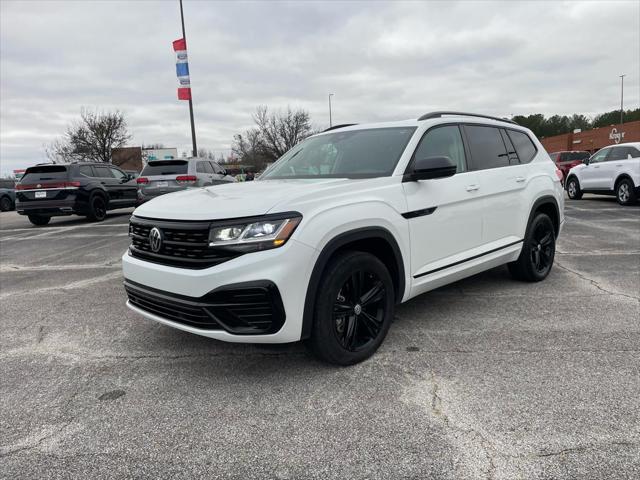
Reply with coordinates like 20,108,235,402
580,148,611,189
402,124,483,279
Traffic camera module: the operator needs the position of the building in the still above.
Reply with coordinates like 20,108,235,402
111,147,179,172
540,121,640,154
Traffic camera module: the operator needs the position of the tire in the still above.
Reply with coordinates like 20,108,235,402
508,213,556,282
0,196,13,212
28,215,51,226
307,251,395,365
566,177,582,200
87,194,107,221
615,178,637,206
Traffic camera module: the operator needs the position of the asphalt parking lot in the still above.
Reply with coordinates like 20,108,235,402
1,196,639,479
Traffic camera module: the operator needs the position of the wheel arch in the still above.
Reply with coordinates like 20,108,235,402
527,196,560,239
614,173,634,189
300,227,405,340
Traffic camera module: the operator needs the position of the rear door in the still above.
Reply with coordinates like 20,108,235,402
93,165,120,204
402,124,483,279
606,146,640,190
461,124,531,247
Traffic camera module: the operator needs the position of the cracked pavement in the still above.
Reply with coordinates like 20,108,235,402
1,195,639,479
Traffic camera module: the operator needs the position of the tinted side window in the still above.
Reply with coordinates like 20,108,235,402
78,165,94,177
196,162,209,173
464,125,508,170
110,168,127,180
413,125,467,174
506,130,537,163
609,146,640,161
94,166,114,178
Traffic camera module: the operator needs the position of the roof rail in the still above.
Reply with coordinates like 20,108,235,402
418,111,517,125
323,123,358,132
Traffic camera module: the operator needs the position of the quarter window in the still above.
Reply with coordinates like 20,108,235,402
413,125,467,174
464,125,508,170
506,130,537,164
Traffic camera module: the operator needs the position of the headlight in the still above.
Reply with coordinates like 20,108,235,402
208,213,302,251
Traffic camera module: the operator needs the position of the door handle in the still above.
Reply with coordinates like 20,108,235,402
515,177,526,183
466,184,479,192
616,164,623,167
593,166,600,168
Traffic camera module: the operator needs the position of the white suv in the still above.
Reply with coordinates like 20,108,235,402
565,142,640,205
122,112,564,365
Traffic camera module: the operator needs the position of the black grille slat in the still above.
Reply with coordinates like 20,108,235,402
128,217,239,269
124,280,286,335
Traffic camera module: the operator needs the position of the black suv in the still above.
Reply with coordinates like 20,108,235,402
16,162,138,225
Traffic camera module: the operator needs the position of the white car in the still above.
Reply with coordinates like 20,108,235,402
122,112,564,365
565,142,640,205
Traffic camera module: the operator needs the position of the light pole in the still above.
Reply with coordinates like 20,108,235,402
328,93,334,127
619,74,626,125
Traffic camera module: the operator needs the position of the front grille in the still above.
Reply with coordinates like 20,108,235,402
129,216,239,269
125,280,286,334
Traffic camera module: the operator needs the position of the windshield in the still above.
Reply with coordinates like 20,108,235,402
260,127,417,180
141,160,188,176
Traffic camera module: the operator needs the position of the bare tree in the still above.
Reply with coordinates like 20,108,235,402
46,108,132,163
232,106,313,170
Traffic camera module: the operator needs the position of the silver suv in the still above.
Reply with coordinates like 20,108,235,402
136,158,236,204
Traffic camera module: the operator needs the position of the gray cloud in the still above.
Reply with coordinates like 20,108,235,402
1,0,638,175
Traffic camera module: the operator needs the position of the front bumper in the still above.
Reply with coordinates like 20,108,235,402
122,238,318,343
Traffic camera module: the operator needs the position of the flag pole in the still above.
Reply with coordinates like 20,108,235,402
179,0,197,157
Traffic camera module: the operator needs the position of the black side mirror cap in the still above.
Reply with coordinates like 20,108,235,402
405,156,457,181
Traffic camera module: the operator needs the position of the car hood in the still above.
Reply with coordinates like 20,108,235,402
133,178,356,220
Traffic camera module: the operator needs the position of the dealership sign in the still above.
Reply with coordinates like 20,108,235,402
609,128,626,144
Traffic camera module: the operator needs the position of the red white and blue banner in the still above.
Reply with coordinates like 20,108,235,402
173,38,191,100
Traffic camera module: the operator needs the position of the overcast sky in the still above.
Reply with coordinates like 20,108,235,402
1,0,639,175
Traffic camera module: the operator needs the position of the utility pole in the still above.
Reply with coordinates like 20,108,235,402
328,93,334,127
619,74,626,125
180,0,197,156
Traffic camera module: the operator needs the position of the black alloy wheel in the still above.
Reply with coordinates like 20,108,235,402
89,195,107,221
530,221,554,275
508,213,556,282
308,251,394,365
332,270,386,352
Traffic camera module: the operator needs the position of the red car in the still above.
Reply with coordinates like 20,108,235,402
549,151,590,182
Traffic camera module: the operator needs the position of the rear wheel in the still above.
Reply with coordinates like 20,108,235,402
307,251,394,365
566,177,582,200
0,196,13,211
508,213,556,282
88,194,107,221
28,215,50,226
616,178,637,206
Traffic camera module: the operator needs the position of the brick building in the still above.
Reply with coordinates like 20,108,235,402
540,121,640,154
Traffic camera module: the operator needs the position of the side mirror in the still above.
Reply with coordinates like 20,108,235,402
408,156,457,181
221,169,227,176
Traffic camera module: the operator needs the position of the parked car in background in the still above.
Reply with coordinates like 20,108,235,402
565,142,640,205
0,179,16,211
15,162,138,225
549,151,590,182
136,158,236,204
123,111,564,365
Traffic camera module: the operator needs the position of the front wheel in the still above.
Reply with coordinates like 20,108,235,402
508,213,556,282
0,196,13,211
566,177,582,200
307,251,395,365
616,178,637,206
28,215,51,226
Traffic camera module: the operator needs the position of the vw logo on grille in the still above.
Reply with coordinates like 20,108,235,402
148,227,163,253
